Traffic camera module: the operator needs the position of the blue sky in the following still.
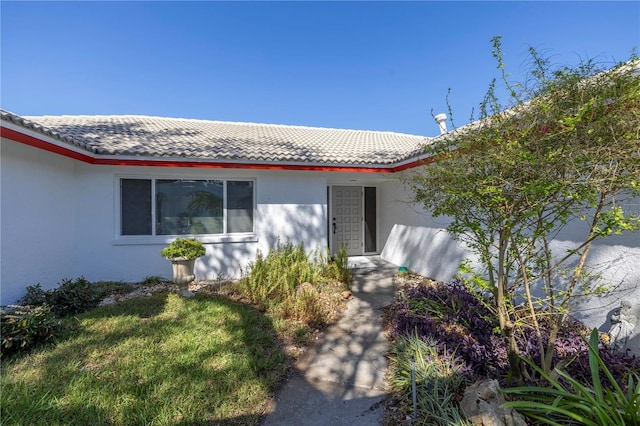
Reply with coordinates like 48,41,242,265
2,1,638,136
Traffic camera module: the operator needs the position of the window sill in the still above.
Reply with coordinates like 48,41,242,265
112,234,258,246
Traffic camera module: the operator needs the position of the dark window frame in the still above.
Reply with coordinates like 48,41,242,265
120,177,255,237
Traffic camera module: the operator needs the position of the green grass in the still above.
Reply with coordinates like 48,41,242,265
1,292,287,425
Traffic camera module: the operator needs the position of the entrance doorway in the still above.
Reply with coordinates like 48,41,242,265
330,186,377,256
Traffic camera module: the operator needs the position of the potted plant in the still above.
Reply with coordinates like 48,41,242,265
161,238,206,286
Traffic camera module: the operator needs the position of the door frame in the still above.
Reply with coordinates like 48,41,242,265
328,185,378,256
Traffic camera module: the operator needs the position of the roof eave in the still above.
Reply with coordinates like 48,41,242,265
93,155,401,173
2,122,432,173
1,121,96,162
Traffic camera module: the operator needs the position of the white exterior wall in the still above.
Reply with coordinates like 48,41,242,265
379,179,479,279
257,173,328,252
1,140,76,304
379,177,640,354
1,140,330,303
72,166,329,285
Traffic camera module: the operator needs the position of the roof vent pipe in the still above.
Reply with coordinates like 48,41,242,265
434,113,447,135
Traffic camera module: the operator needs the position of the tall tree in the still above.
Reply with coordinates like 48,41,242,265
407,37,640,380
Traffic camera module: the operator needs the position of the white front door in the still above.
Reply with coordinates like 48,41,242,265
331,186,363,256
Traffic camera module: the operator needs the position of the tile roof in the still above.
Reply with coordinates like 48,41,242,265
1,110,430,166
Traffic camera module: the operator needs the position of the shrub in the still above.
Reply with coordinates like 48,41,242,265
324,246,352,284
386,334,472,425
18,283,49,306
240,241,321,309
142,275,166,285
46,277,101,317
18,277,102,318
160,237,206,259
390,279,507,379
276,283,327,328
237,241,350,334
503,329,640,426
1,305,66,357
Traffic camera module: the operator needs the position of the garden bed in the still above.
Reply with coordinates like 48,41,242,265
382,272,640,425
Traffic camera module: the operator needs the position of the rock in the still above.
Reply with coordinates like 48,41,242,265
98,281,221,306
341,290,353,300
460,379,527,426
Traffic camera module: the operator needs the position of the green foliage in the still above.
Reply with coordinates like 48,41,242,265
240,241,316,308
89,281,136,299
160,237,206,259
142,275,167,285
18,283,49,306
324,245,352,284
276,283,327,328
47,277,102,316
6,279,136,357
407,38,640,377
1,305,66,357
18,277,102,317
456,259,492,293
502,329,640,426
238,241,350,332
387,334,472,426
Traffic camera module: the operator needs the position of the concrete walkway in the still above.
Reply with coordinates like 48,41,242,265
261,256,398,426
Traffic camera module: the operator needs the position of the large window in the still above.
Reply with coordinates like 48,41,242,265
120,178,254,236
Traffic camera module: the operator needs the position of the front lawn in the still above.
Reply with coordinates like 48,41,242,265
1,292,287,425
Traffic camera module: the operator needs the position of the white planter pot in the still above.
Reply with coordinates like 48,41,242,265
170,257,197,285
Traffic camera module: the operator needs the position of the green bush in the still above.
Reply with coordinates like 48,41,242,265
18,277,101,317
48,277,101,316
240,241,321,309
1,305,65,357
238,241,350,333
386,334,472,426
19,283,49,306
160,237,206,259
324,246,352,284
276,283,327,328
142,275,166,285
502,329,640,426
90,281,137,299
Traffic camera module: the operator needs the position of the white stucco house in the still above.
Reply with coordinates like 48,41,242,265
1,109,639,352
0,110,435,302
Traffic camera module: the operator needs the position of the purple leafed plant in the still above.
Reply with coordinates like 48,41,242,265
389,278,640,387
390,279,509,379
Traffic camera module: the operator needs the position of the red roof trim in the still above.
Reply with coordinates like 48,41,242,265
389,157,435,171
93,157,396,173
2,125,431,173
1,126,96,163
